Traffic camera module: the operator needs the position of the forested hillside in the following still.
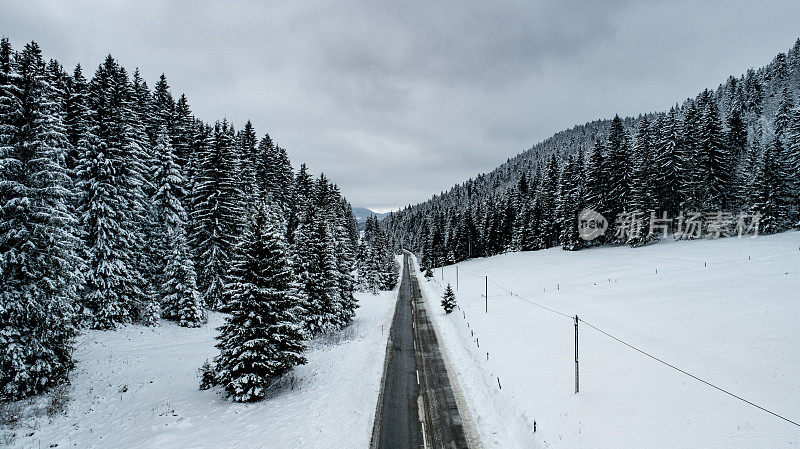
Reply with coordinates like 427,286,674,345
0,38,394,403
384,39,800,269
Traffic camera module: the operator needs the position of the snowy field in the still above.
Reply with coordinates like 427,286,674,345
1,288,398,449
417,231,800,449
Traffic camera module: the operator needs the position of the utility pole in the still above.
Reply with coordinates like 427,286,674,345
485,276,488,313
574,315,579,394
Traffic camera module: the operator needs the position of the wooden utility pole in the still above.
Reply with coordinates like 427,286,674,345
485,276,488,313
574,315,579,394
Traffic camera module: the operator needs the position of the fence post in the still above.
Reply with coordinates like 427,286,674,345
575,315,579,394
485,276,488,313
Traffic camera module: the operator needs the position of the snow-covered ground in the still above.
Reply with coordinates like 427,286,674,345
2,287,398,449
417,231,800,449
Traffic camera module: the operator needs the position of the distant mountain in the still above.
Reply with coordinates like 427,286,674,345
383,38,800,264
353,207,390,229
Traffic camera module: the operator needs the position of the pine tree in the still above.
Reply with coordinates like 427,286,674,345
237,121,258,206
161,227,204,326
79,55,149,328
212,204,306,402
359,243,382,294
150,73,175,145
192,120,245,310
697,100,731,210
751,138,790,233
726,104,750,210
558,152,586,250
293,209,340,336
128,70,159,318
537,155,560,248
141,284,160,327
627,117,657,245
606,115,630,219
258,135,295,212
63,64,90,173
774,87,793,142
441,284,457,314
786,103,800,226
0,41,82,399
172,94,194,171
150,126,204,326
584,139,609,238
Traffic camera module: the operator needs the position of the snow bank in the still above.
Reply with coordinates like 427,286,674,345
419,232,800,449
4,288,397,449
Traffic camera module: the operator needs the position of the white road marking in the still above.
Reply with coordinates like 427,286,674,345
417,396,428,449
416,369,420,385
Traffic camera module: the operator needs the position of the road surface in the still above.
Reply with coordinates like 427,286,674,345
371,253,469,449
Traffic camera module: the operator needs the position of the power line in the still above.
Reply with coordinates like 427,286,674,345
578,317,800,428
451,264,800,428
507,291,573,319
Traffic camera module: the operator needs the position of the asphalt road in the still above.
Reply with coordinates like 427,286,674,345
372,253,469,449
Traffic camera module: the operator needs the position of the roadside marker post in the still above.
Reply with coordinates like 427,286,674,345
485,276,488,313
575,315,579,394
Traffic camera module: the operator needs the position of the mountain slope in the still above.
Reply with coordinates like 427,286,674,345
353,207,390,229
384,38,800,265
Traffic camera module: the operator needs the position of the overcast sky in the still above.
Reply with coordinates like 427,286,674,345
3,1,800,211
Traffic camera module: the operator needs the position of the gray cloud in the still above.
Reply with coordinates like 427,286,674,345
3,0,800,211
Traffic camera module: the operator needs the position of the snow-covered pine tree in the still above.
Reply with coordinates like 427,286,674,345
697,98,731,211
326,186,358,327
558,152,586,250
584,139,609,242
151,127,186,268
605,115,631,220
162,227,204,326
627,117,657,246
237,121,258,207
128,69,161,320
774,87,794,142
0,41,83,399
149,73,175,145
441,284,457,314
172,94,194,171
212,203,306,402
537,154,560,248
150,126,204,326
191,120,245,310
787,102,800,226
76,56,143,328
751,137,790,234
654,108,684,219
292,207,341,336
360,243,381,294
289,162,314,242
63,64,90,173
257,134,295,212
141,283,160,327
